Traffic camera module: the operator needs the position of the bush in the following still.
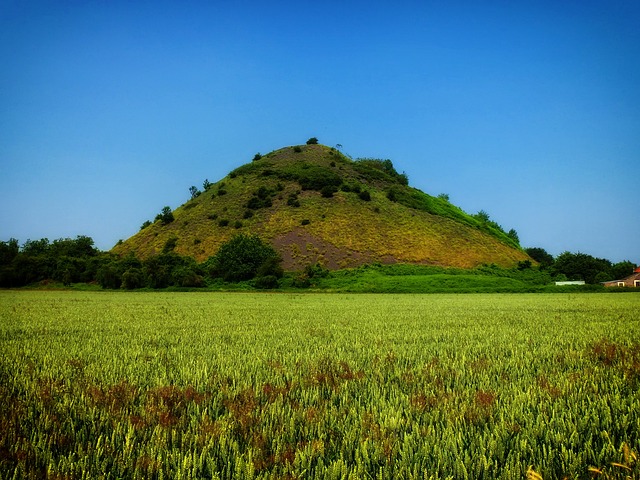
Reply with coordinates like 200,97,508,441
254,275,280,289
218,219,230,227
172,266,204,288
287,193,300,207
284,165,342,192
321,185,338,198
359,190,371,201
121,268,144,290
156,206,174,225
205,234,281,282
292,274,311,288
96,263,122,289
163,237,178,253
305,262,329,279
306,137,319,145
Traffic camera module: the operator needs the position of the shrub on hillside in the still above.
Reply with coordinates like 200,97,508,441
287,193,300,207
155,206,174,225
359,190,371,201
354,158,407,185
247,185,275,210
299,168,342,191
321,185,338,198
163,237,178,253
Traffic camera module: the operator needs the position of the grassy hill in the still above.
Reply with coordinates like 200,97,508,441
112,143,532,270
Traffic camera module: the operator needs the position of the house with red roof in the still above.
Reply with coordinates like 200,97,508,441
602,266,640,287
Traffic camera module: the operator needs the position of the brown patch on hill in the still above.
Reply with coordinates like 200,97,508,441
272,228,397,270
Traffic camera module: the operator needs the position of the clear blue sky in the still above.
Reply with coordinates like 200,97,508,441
1,0,638,264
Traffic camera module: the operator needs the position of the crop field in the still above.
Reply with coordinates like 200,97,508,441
1,291,639,479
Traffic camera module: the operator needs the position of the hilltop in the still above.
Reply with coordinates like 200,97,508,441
112,143,531,270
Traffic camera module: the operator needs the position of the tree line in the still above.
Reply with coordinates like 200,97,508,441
0,236,636,289
524,247,636,284
0,234,282,289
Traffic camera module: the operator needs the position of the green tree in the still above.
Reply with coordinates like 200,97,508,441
507,229,520,245
610,260,636,280
0,238,19,265
22,238,50,256
156,206,174,225
205,233,281,282
525,247,554,268
96,262,122,289
50,236,97,258
306,137,319,145
121,268,144,289
552,251,612,284
172,265,204,288
475,210,490,223
189,186,201,199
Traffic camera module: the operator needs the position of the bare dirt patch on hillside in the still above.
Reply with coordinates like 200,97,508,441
272,228,397,271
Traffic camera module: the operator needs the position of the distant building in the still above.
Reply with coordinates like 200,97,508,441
554,281,585,286
602,266,640,288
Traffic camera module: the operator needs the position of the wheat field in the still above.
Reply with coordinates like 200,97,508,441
1,291,638,479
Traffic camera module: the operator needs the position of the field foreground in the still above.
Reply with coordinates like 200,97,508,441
1,291,639,479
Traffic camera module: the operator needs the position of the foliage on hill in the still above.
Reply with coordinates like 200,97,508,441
112,143,531,269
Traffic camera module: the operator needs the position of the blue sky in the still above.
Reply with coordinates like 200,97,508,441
1,0,638,263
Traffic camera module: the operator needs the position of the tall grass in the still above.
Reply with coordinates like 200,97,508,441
1,292,639,479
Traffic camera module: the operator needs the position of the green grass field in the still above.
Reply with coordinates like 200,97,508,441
1,291,639,479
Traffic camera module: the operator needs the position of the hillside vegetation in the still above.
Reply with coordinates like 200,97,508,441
113,143,531,269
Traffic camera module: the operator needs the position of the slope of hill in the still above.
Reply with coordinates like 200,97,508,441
112,144,532,269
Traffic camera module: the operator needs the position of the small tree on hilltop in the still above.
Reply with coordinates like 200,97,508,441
306,137,319,145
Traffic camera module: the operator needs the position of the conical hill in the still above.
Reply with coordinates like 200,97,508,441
112,144,532,270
